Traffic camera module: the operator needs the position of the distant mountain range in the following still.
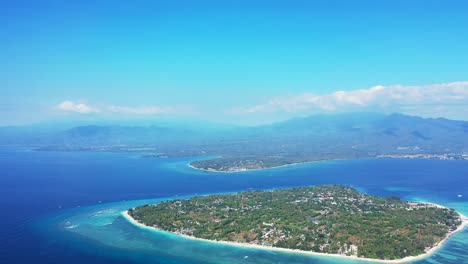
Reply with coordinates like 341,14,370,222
1,113,467,171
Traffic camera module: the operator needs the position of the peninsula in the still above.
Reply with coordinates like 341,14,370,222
126,186,466,261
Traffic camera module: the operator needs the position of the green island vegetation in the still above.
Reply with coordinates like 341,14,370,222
189,156,304,172
189,153,468,172
128,185,463,260
190,156,334,172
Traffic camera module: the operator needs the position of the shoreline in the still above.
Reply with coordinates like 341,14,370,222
121,207,468,264
188,156,468,173
187,159,341,174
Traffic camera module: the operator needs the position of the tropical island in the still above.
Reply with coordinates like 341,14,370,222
125,185,467,262
188,154,468,173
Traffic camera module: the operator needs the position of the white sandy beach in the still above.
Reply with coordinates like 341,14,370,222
187,160,325,174
121,207,468,264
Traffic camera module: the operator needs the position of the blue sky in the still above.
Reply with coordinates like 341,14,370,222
3,0,468,125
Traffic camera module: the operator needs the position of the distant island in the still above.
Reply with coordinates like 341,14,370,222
188,153,468,173
125,185,467,262
8,113,466,173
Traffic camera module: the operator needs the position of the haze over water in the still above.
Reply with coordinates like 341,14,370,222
1,147,467,264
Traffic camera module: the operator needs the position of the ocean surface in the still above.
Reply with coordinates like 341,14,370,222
1,147,467,264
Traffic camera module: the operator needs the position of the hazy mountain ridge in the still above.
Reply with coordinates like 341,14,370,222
188,113,468,171
1,113,467,170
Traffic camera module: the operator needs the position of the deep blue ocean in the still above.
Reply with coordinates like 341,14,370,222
1,147,467,264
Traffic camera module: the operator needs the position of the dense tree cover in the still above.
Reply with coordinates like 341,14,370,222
129,185,462,260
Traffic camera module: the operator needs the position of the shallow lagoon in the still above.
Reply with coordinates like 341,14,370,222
1,148,467,263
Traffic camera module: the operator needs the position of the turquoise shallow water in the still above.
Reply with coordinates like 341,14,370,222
2,148,467,263
39,165,468,263
40,193,468,264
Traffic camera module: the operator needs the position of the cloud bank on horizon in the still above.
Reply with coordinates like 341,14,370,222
55,81,468,124
57,101,100,114
229,81,468,120
57,101,193,116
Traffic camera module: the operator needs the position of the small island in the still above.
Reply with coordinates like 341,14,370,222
189,154,468,173
188,156,325,173
125,186,467,262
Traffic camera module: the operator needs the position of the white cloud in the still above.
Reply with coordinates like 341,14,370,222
56,101,192,116
57,100,99,114
229,81,468,116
